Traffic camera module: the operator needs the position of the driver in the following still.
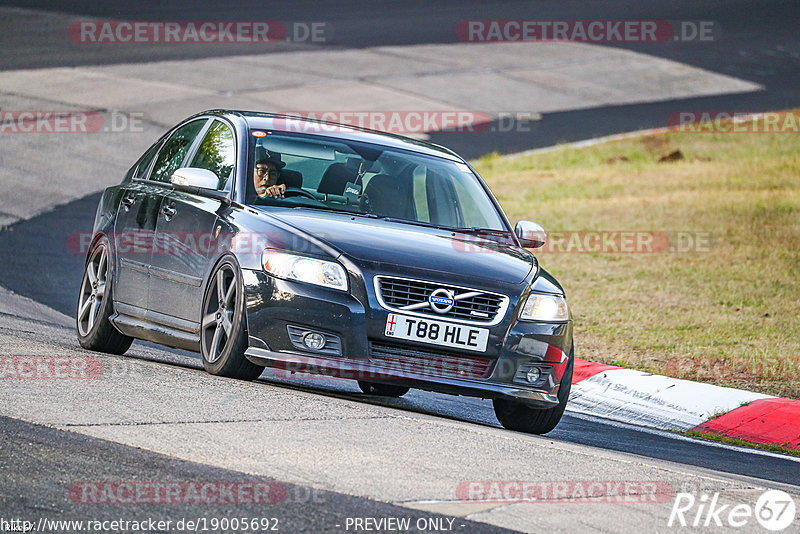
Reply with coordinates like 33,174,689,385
254,148,286,198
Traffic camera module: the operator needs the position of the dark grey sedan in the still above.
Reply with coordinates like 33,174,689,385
77,110,574,434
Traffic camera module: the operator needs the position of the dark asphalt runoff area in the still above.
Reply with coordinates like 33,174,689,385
0,416,516,533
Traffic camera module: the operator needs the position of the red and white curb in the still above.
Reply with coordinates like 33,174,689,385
569,359,800,450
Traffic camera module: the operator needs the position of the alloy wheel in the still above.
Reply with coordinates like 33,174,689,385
77,243,108,336
201,264,238,363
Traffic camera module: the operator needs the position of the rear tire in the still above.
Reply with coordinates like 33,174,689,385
200,257,264,381
493,351,573,435
358,380,410,398
76,236,133,355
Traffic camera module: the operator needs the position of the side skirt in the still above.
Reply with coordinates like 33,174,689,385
111,302,201,352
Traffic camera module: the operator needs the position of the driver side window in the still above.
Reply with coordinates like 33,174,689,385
190,120,235,191
149,119,207,183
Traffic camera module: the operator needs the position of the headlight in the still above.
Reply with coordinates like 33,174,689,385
262,251,348,291
519,293,569,321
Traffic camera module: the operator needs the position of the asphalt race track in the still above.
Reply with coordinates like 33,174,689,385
1,2,799,533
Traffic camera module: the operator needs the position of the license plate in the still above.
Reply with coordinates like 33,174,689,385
384,313,489,352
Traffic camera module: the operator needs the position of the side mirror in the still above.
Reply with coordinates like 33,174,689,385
515,220,546,248
170,167,219,190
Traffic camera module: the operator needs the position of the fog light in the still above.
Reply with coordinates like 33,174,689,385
303,332,326,350
525,367,541,384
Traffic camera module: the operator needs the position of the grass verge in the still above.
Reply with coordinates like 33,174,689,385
472,113,800,399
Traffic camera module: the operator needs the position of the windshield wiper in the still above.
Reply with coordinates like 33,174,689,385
283,207,509,235
289,204,358,215
457,227,512,236
376,217,457,231
369,217,511,234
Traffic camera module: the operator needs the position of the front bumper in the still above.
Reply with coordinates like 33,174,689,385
241,268,573,407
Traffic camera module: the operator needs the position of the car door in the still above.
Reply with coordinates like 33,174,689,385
113,140,165,310
115,119,210,313
148,119,236,324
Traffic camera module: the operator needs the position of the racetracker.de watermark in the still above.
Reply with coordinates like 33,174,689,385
277,111,492,134
668,111,800,133
0,356,103,380
666,355,800,381
68,21,329,43
457,480,674,503
0,111,144,134
453,231,715,254
69,481,287,505
457,20,720,42
68,232,315,256
268,354,496,382
275,111,547,134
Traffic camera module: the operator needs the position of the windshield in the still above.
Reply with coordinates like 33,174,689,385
246,130,507,231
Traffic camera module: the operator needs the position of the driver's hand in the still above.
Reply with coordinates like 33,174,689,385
265,184,286,198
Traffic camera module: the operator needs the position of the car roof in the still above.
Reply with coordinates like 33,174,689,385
196,109,466,162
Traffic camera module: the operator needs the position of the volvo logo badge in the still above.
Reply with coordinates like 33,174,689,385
428,288,455,314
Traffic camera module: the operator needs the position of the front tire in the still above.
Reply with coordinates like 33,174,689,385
493,351,573,435
200,257,264,380
76,237,133,354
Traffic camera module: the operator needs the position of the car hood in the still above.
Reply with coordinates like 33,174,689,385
263,208,535,284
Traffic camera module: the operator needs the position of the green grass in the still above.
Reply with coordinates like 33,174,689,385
472,116,800,399
683,430,800,457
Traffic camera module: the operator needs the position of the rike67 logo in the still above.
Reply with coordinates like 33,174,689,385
668,490,796,531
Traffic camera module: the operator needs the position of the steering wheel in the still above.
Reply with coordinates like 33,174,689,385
282,187,318,200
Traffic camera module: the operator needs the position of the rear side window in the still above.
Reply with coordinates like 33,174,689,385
132,140,162,180
189,120,235,191
150,119,207,183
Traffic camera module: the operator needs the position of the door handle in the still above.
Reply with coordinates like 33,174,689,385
121,193,135,209
161,203,177,218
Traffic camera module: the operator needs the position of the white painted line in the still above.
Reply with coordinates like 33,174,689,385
503,111,787,159
504,126,671,159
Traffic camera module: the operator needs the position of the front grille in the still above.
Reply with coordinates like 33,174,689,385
369,341,493,379
376,277,507,324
